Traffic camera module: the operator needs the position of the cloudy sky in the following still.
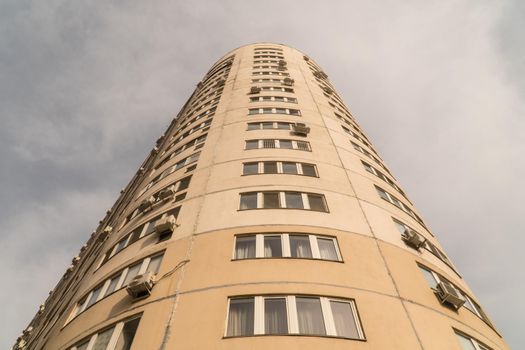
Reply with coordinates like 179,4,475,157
1,0,523,348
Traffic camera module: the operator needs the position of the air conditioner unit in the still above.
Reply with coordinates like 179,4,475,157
154,215,178,235
436,281,465,309
138,197,155,213
72,256,80,265
283,78,294,86
314,71,328,79
292,123,311,136
126,271,155,300
215,79,226,87
157,185,176,201
402,229,426,250
303,55,310,61
98,226,113,242
278,59,287,66
249,86,261,94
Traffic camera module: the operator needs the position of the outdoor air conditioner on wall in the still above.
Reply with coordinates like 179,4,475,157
154,215,178,235
292,123,311,136
402,229,426,250
157,185,176,201
97,226,113,242
138,197,155,213
283,78,294,86
126,271,155,300
250,86,261,94
436,281,465,309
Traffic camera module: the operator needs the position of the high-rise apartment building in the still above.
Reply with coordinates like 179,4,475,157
14,43,509,350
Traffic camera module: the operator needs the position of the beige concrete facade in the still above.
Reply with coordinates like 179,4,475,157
14,43,510,350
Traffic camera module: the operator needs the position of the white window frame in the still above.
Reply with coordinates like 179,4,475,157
233,233,342,261
69,316,141,350
224,295,364,339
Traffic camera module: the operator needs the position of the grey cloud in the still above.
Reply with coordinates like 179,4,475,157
0,0,523,348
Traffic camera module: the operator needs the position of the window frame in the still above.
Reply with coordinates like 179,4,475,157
224,295,365,340
238,191,328,212
233,233,342,262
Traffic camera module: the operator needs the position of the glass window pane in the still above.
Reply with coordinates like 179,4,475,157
245,140,259,149
330,301,360,338
127,228,142,246
290,235,312,258
296,297,325,335
455,333,477,350
113,239,127,255
282,162,298,174
419,267,438,289
279,140,293,149
285,192,304,209
308,194,326,212
227,298,254,336
247,123,259,130
86,285,103,309
122,263,142,286
264,236,282,257
104,273,121,296
263,192,280,208
75,341,90,350
243,163,259,175
92,326,115,350
263,162,278,174
317,238,338,260
114,318,141,350
235,236,256,259
277,122,290,129
147,254,163,274
301,164,316,177
262,122,273,129
240,193,258,209
393,220,407,235
265,298,288,334
376,188,390,201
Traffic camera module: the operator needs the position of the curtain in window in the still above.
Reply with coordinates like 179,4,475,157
227,298,254,336
91,327,115,350
296,297,325,335
265,298,288,334
317,238,338,260
235,236,256,259
330,301,359,338
290,235,312,258
114,318,140,350
264,236,282,257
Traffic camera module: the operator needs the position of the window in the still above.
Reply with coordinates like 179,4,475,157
239,191,328,212
69,253,164,322
244,139,311,151
240,193,258,209
243,162,259,175
242,161,317,177
225,295,364,339
250,96,297,103
361,160,408,200
246,121,293,130
418,264,493,325
234,233,341,261
375,186,425,227
227,298,255,336
69,316,141,350
235,236,256,259
455,331,493,350
103,207,180,265
248,107,301,116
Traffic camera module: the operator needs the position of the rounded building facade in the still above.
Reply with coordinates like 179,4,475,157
15,43,509,350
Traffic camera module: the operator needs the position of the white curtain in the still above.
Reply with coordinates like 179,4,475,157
330,301,359,338
264,236,282,257
317,238,338,260
290,236,312,258
296,297,325,335
227,298,254,336
235,237,255,259
264,298,288,334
